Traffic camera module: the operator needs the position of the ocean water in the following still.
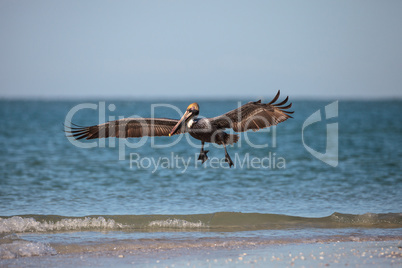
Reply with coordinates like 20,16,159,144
0,98,401,260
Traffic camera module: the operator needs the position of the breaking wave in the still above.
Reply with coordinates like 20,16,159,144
0,216,127,233
148,219,205,228
1,212,401,234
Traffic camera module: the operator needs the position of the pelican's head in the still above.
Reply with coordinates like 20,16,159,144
186,103,199,116
169,102,200,136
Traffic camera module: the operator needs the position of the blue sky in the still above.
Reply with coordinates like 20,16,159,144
0,1,401,99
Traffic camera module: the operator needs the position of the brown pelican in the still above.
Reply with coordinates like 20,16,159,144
67,90,293,167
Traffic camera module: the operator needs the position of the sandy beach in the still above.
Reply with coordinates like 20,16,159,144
2,238,401,267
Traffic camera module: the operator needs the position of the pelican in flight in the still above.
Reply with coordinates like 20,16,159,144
67,90,293,167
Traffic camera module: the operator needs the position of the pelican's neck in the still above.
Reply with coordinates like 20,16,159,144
187,116,198,128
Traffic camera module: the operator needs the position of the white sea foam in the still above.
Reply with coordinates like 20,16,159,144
148,219,205,228
0,216,127,233
0,240,57,259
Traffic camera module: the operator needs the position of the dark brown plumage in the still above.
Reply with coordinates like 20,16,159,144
210,90,293,132
66,90,293,167
68,118,184,140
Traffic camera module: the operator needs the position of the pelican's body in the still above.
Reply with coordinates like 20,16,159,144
187,118,236,144
67,91,293,167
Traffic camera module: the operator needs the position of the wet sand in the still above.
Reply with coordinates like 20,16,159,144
2,239,401,267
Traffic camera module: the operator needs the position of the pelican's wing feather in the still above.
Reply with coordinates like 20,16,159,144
210,90,293,132
66,118,185,140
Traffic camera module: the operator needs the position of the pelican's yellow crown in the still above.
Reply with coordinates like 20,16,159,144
187,103,199,111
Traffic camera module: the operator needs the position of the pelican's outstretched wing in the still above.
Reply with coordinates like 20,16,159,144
210,90,293,132
66,118,185,140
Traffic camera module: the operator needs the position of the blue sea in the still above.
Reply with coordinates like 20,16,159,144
0,98,401,262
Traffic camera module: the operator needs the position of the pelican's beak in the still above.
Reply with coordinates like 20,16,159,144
169,110,192,136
